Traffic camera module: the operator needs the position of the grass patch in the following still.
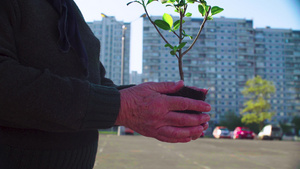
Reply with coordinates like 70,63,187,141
99,131,117,135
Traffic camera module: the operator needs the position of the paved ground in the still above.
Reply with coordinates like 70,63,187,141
94,135,300,169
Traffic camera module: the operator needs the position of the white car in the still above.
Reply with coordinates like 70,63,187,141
258,125,283,140
212,126,231,139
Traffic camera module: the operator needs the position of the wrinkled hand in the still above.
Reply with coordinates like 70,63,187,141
115,81,211,143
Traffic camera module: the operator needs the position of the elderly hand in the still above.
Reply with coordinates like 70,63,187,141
115,81,211,143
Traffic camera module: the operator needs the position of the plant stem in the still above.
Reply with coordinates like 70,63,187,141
177,4,188,81
182,6,211,56
178,58,184,81
178,7,184,81
142,3,179,59
172,32,180,39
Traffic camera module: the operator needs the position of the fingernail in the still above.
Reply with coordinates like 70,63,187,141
203,114,210,121
206,105,211,111
176,80,183,86
202,89,208,95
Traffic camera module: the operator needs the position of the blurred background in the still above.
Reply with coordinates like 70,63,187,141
73,1,300,168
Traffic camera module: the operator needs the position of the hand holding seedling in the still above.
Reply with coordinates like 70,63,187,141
115,81,211,142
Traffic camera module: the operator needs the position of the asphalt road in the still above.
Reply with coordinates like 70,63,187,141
94,135,300,169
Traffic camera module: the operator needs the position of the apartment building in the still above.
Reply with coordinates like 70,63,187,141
254,28,300,122
87,16,130,85
142,16,300,123
130,71,143,85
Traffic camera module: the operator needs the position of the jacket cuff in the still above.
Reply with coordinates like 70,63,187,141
116,84,135,90
81,83,120,130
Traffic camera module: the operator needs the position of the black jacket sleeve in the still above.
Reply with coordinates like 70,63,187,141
0,0,120,132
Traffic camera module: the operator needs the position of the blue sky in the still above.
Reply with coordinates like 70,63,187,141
74,0,300,73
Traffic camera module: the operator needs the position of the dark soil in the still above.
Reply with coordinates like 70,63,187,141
167,86,206,114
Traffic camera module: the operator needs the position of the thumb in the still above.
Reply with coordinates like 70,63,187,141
148,80,184,94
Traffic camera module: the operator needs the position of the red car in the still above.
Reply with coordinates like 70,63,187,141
200,131,205,138
233,127,255,139
124,127,134,135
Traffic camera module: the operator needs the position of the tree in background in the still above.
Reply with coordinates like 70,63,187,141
219,111,243,131
292,116,300,136
219,111,260,133
241,75,276,130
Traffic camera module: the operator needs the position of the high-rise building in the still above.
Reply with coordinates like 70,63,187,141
142,16,300,123
289,31,300,117
254,28,300,122
87,16,130,85
130,71,143,85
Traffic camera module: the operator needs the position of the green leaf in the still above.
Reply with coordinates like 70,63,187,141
161,0,175,3
170,50,176,55
187,0,196,3
173,20,180,30
211,6,224,15
154,20,171,30
178,42,187,49
205,5,210,12
198,4,206,16
200,0,207,6
182,30,193,39
127,1,142,6
185,12,192,17
163,13,173,28
178,0,186,6
165,44,174,49
173,46,178,51
173,20,185,30
207,16,213,20
147,0,157,5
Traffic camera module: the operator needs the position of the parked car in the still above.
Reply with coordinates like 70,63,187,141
282,132,297,141
229,131,234,139
233,127,255,139
282,125,297,141
213,126,231,139
258,125,283,140
124,127,134,135
282,128,297,141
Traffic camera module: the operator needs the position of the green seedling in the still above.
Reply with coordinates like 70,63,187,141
127,0,223,81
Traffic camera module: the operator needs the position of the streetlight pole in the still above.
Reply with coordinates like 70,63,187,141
121,25,127,85
118,25,127,136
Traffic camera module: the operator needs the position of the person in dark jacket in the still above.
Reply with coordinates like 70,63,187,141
0,0,211,168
